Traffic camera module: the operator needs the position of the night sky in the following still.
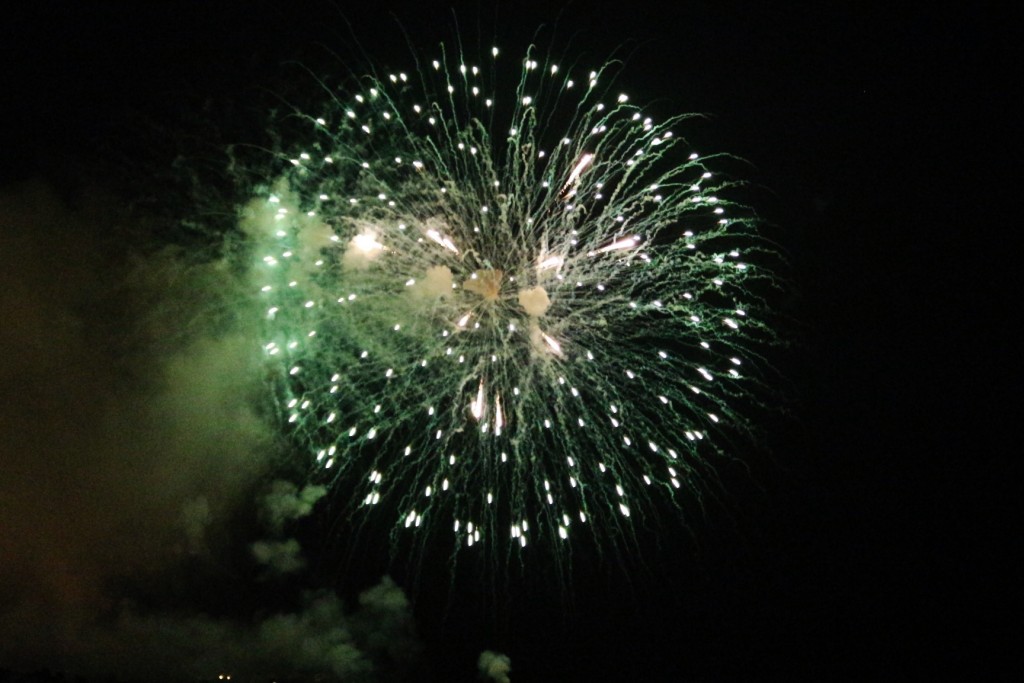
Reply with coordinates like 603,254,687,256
1,1,1015,681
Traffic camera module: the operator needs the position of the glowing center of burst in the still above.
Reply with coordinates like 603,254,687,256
463,269,504,301
452,268,557,354
352,232,384,254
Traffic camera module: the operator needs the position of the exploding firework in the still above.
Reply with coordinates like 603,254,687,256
240,42,779,565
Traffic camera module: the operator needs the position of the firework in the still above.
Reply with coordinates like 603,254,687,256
241,43,778,562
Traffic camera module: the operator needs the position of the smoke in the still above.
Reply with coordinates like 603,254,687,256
180,496,213,554
478,651,512,683
249,480,329,575
351,577,424,678
0,179,420,680
38,581,417,682
252,538,306,574
258,479,328,535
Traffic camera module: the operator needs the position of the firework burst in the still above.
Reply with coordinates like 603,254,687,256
241,42,779,566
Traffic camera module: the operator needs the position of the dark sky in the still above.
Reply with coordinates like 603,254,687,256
1,1,1015,681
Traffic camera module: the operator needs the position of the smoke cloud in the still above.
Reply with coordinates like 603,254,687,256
478,650,512,683
258,479,328,535
0,179,420,681
251,538,306,574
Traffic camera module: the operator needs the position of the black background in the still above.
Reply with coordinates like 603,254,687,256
1,1,1015,680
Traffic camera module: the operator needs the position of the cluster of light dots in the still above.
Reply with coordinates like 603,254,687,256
250,43,775,558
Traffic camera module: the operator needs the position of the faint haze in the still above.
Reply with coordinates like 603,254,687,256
0,179,420,681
